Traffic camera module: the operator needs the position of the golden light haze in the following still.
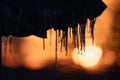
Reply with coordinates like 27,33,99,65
1,0,120,73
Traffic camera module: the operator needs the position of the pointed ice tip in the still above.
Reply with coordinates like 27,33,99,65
43,47,45,50
92,39,94,45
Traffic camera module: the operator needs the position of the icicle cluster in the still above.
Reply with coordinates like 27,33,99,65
51,17,96,66
2,17,96,67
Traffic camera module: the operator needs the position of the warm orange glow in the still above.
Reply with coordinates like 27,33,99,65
72,46,102,68
102,51,117,66
2,0,120,70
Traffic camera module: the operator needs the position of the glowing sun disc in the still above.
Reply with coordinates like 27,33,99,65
72,46,102,67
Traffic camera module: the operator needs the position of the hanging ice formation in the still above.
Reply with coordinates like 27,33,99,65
79,24,86,54
9,35,12,53
4,36,7,61
60,30,63,53
65,30,68,56
90,18,96,45
61,30,68,56
69,27,72,38
55,30,58,67
58,30,61,44
72,12,78,48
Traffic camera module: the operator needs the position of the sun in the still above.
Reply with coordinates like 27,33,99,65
72,46,102,68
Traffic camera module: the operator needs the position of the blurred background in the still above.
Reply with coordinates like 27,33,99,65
1,0,120,80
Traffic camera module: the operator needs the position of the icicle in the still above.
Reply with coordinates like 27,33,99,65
4,36,8,61
58,30,61,37
80,24,86,55
61,30,68,56
77,29,80,54
43,38,45,50
55,30,58,67
60,30,62,42
60,30,63,53
60,38,62,53
9,35,12,53
72,12,78,48
69,28,72,38
58,30,61,43
60,29,68,55
62,31,66,47
65,30,68,56
72,26,77,47
90,18,96,45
